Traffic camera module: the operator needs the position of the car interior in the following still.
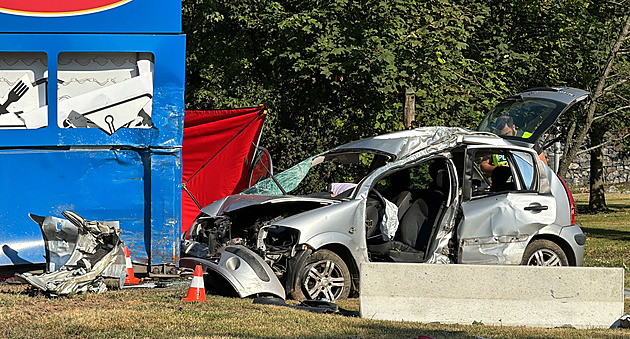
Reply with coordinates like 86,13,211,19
365,157,451,263
470,148,540,199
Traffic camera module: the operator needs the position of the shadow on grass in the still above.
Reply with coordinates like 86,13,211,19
576,202,630,214
581,226,630,242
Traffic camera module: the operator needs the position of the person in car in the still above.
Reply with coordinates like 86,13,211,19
480,115,548,176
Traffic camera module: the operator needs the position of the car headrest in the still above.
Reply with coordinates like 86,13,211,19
434,168,447,190
491,166,512,185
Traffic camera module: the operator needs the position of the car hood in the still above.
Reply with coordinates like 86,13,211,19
200,194,337,217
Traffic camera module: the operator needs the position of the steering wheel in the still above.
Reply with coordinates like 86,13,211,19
366,188,387,238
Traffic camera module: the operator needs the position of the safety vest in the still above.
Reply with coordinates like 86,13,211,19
492,154,508,167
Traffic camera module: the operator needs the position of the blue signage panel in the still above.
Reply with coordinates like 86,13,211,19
0,34,185,148
0,0,185,269
0,0,181,34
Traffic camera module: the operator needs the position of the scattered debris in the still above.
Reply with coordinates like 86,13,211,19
15,211,125,296
252,297,359,317
618,314,630,328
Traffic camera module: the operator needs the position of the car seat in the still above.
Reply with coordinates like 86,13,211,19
387,198,430,262
491,165,514,192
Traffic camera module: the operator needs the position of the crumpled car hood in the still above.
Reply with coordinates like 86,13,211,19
201,194,337,217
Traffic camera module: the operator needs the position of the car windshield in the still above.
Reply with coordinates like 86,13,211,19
242,151,379,196
477,98,560,139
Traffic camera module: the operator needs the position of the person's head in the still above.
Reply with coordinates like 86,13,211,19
495,115,517,136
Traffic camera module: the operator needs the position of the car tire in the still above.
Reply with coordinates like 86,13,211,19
521,239,569,266
293,249,351,302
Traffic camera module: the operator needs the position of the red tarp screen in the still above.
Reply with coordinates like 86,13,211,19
182,107,266,233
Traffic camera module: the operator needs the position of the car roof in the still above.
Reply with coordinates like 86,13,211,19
329,126,504,160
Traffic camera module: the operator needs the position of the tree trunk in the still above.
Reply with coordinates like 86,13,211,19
404,87,415,129
588,121,608,211
559,15,630,177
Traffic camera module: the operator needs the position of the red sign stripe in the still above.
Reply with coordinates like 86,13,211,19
0,0,131,16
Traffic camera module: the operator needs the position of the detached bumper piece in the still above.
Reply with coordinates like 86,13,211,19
181,245,286,300
16,211,125,296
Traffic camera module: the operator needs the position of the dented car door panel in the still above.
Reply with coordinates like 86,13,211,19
459,192,557,264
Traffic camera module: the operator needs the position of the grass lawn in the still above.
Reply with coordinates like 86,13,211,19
574,192,630,287
0,192,628,338
1,282,630,339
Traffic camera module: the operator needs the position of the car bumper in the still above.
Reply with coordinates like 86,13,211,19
559,224,586,266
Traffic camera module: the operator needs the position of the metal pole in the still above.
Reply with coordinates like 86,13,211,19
553,141,561,173
404,87,415,129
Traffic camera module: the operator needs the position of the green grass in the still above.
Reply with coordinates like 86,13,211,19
1,192,629,338
574,193,630,287
0,283,629,339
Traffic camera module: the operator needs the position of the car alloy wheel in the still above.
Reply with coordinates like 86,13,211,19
528,248,563,266
295,249,351,301
522,239,569,266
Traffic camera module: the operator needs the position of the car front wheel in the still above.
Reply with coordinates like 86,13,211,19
293,249,351,301
521,239,569,266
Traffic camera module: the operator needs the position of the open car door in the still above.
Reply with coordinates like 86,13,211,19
477,87,589,146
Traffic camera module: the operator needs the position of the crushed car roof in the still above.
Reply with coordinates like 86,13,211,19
329,126,497,160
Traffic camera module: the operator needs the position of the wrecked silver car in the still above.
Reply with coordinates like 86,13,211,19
182,87,588,301
17,211,126,296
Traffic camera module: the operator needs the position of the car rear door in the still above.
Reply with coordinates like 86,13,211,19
457,145,556,264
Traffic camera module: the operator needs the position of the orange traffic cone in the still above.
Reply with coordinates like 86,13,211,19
183,265,209,302
124,247,141,285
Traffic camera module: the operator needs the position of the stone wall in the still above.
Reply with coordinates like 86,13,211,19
545,145,630,188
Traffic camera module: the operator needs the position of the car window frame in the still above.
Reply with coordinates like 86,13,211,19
463,145,540,201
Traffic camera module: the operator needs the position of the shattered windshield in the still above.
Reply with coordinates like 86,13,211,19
242,152,376,196
243,156,315,195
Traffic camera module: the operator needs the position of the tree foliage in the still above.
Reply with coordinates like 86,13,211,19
183,0,630,209
184,0,509,170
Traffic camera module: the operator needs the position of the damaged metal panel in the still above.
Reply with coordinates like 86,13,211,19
17,211,125,296
459,193,557,264
331,126,477,161
0,149,145,266
181,245,286,300
145,149,182,268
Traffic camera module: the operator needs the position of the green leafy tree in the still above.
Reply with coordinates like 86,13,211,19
184,0,630,212
183,0,504,171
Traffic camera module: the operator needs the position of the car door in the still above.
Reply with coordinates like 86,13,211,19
457,145,556,264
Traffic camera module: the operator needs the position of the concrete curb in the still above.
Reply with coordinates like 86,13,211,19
360,263,624,329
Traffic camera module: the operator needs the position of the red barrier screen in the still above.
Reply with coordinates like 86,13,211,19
182,107,266,233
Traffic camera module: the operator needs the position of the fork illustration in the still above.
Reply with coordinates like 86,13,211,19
0,80,29,114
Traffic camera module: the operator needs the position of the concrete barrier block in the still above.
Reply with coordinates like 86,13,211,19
359,263,623,329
